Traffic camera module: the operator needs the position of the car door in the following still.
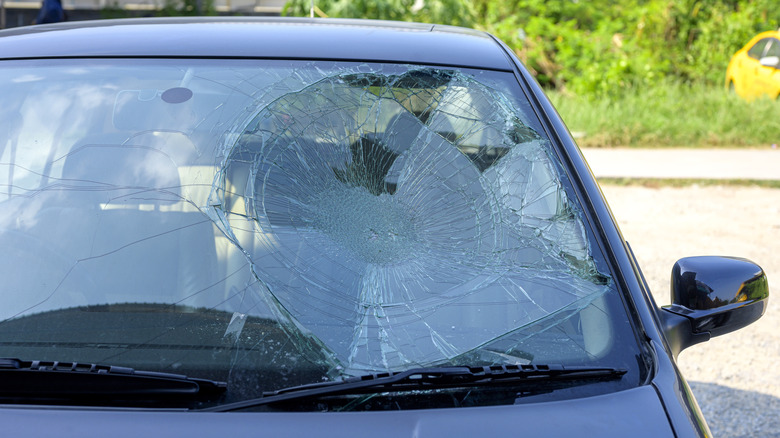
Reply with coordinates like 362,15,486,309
755,37,780,98
739,38,772,98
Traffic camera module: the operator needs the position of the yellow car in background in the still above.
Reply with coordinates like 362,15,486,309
725,29,780,100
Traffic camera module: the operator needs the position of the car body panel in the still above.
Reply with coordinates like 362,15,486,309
3,385,673,437
726,30,780,99
0,17,513,71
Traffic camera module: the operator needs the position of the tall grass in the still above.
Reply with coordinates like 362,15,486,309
548,81,780,148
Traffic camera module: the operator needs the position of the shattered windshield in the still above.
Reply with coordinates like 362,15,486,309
0,59,641,406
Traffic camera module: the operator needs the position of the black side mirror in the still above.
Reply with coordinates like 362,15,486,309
659,256,769,358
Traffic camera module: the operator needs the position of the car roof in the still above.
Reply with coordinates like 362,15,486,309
743,30,780,47
0,17,514,70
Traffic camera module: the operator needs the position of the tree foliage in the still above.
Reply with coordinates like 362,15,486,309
284,0,779,97
474,0,779,95
283,0,475,28
156,0,216,16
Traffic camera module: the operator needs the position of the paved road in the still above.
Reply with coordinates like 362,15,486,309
581,148,780,180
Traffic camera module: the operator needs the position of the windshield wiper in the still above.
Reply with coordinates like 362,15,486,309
0,358,226,405
202,364,626,412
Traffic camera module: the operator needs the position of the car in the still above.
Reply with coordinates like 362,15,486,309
0,17,769,437
725,28,780,99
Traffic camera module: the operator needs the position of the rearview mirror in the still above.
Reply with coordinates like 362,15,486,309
658,256,769,357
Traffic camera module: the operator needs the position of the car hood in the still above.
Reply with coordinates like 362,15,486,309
5,386,675,437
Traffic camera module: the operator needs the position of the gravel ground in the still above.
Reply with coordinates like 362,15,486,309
601,184,780,438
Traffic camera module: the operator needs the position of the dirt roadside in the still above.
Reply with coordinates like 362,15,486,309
601,184,780,437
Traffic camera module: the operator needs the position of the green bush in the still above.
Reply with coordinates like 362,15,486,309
283,1,778,96
283,0,475,27
474,0,779,96
157,0,216,16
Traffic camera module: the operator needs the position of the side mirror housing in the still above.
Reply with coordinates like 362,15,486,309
659,256,769,357
759,55,780,68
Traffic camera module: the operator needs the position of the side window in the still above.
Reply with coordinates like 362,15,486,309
764,38,780,58
747,38,770,59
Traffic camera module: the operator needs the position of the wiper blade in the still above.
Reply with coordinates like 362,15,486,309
0,358,226,403
202,364,626,412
